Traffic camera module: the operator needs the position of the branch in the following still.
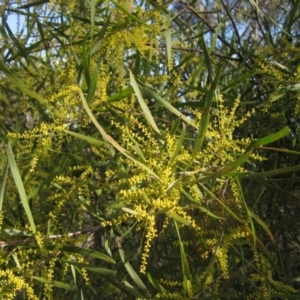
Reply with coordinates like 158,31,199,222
148,43,241,61
179,0,244,62
0,226,101,249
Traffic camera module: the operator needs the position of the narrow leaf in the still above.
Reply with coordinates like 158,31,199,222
123,281,149,299
121,207,138,215
192,110,210,157
236,178,256,246
200,184,276,268
60,246,116,264
118,244,147,289
141,86,197,129
181,189,226,220
167,212,190,225
0,160,8,210
147,273,166,293
130,71,160,134
250,211,275,245
80,90,160,180
186,151,252,185
174,221,191,282
166,14,172,68
247,127,290,151
0,60,63,119
63,261,115,275
82,38,90,88
254,178,300,209
32,276,72,290
169,123,186,166
5,143,36,233
229,165,300,178
107,87,134,102
91,15,111,56
201,37,214,83
90,0,96,40
87,69,98,103
210,22,223,51
64,130,110,148
260,146,300,155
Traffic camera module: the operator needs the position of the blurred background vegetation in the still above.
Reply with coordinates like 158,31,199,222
0,0,300,299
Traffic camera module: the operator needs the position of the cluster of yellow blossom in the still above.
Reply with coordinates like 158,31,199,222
0,269,38,300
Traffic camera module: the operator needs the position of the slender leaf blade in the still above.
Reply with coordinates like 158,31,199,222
250,211,275,245
174,221,191,283
0,60,63,119
5,143,36,233
61,246,116,264
186,151,252,185
247,127,290,151
169,123,186,165
0,160,8,211
80,90,160,180
141,86,197,129
130,71,160,134
63,261,116,275
118,244,147,289
32,276,72,290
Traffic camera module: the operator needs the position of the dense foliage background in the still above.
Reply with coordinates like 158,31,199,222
1,0,300,299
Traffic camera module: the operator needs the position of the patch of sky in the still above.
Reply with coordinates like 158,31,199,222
5,2,27,37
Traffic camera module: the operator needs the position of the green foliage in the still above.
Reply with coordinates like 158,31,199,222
0,0,300,299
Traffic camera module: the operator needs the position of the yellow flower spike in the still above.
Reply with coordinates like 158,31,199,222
140,215,157,274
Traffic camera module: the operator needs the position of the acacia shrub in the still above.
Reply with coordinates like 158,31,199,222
0,0,300,299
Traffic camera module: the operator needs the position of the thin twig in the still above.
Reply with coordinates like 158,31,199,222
179,0,244,62
168,45,241,61
146,43,241,61
0,226,101,249
220,0,242,46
